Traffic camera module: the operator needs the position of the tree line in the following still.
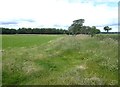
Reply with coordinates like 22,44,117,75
0,28,68,34
0,27,100,35
1,19,108,36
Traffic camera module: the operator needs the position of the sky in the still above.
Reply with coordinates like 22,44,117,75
0,0,119,32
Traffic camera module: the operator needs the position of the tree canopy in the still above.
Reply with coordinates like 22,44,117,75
68,19,85,35
104,26,112,33
68,19,100,36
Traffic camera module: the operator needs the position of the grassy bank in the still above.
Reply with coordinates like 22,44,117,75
2,34,118,85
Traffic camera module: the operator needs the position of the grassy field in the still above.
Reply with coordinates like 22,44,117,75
2,34,118,85
2,34,61,49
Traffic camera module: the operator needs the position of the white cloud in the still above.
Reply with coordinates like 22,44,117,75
0,0,118,31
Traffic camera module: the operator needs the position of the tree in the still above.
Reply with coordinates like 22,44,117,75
68,19,85,35
90,26,97,37
104,26,112,33
95,29,100,34
84,26,91,34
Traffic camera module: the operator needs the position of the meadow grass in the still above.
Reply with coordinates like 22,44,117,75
2,34,118,85
2,34,62,49
95,34,118,40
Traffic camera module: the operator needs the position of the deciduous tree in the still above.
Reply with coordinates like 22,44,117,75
104,26,112,33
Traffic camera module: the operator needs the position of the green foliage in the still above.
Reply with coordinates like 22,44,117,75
104,26,112,33
68,19,100,36
0,28,16,34
0,27,68,34
68,19,85,35
90,26,99,37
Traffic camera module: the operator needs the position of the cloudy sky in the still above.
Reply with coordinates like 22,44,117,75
0,0,119,32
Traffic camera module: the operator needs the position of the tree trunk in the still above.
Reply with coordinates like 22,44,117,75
107,30,108,33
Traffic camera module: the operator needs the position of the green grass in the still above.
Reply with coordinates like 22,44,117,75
2,34,118,85
96,34,118,40
2,34,62,49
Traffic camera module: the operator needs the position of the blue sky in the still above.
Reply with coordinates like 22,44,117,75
0,0,119,32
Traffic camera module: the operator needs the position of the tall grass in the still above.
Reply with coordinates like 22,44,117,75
96,34,118,40
2,34,118,85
